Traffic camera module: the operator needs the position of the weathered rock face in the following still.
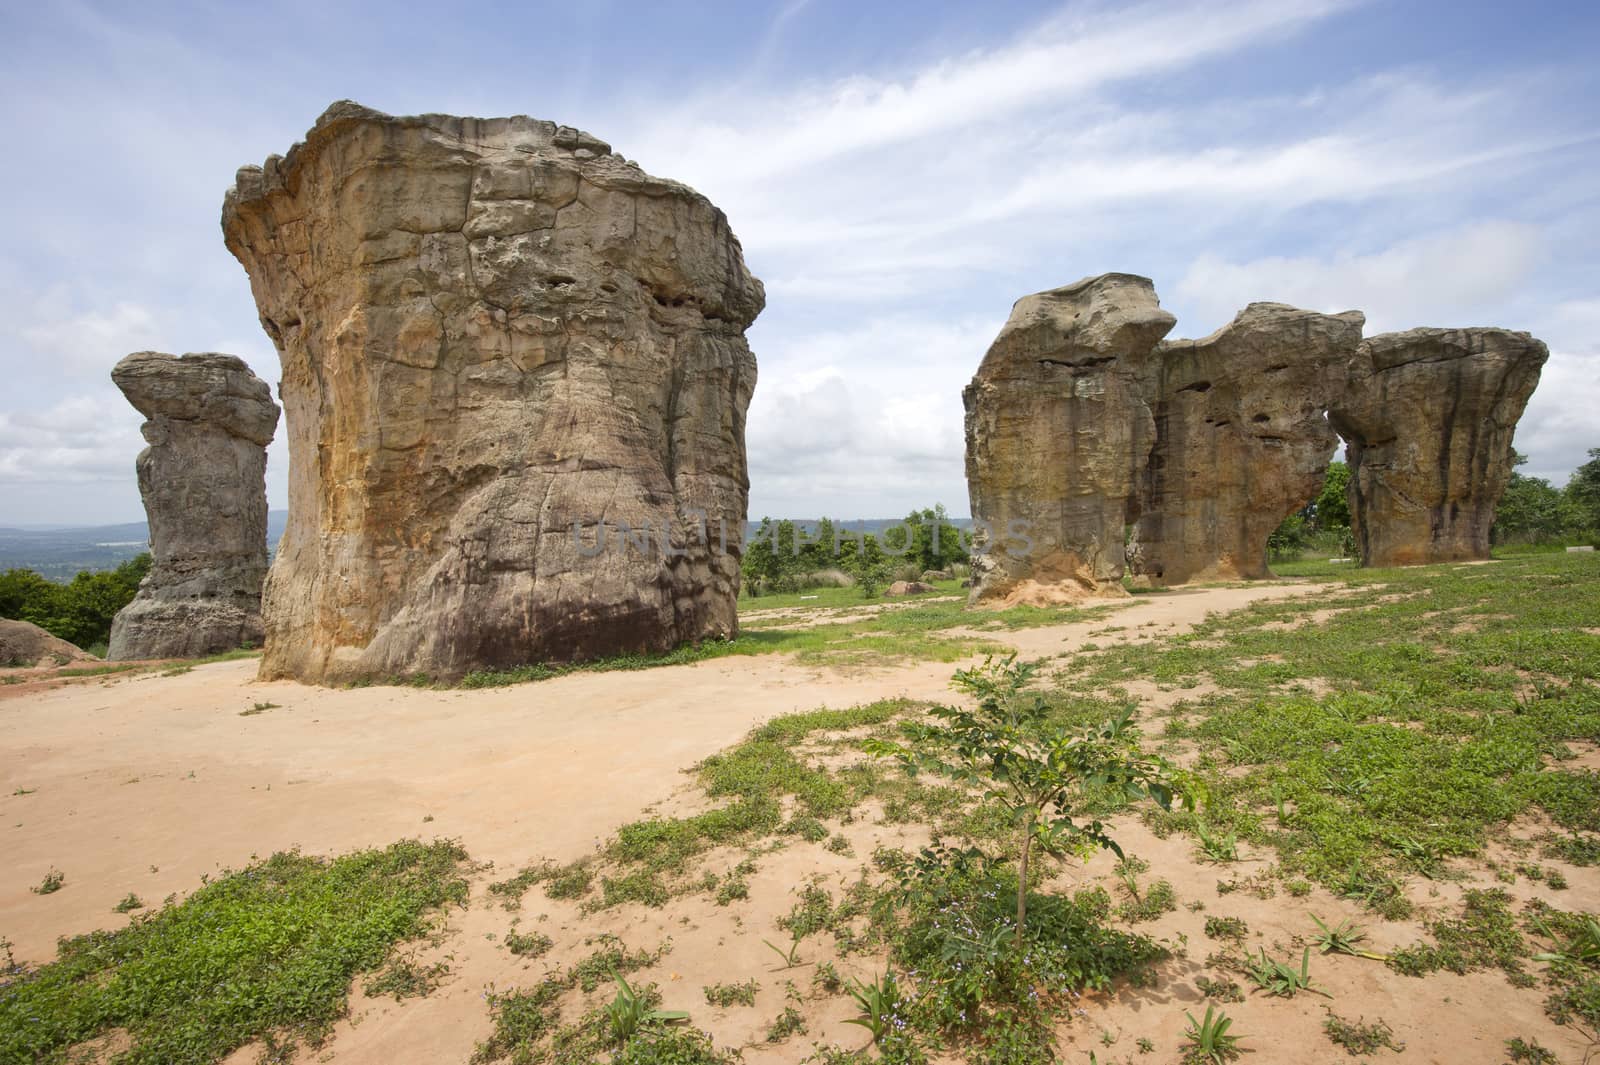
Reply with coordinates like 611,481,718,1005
223,102,763,683
1,619,97,668
963,273,1175,605
107,351,279,660
1329,328,1548,567
1131,303,1365,585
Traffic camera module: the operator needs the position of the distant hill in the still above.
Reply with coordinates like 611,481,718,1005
0,511,289,581
1,512,971,581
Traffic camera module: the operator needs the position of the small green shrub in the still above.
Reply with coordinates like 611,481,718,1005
703,980,759,1008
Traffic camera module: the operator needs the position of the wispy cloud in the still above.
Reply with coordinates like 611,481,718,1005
1173,221,1544,335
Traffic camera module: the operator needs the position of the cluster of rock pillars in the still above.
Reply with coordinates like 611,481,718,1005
102,103,1549,683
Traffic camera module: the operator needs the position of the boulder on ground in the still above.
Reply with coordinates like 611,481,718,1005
920,569,951,582
223,102,763,683
106,351,278,660
0,619,96,668
885,580,936,597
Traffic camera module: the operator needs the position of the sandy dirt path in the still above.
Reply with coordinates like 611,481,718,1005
0,580,1330,1061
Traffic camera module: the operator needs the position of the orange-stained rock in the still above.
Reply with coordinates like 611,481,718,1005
223,102,762,683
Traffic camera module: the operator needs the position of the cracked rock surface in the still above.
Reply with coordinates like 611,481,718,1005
1131,302,1365,586
107,351,278,660
1330,327,1548,567
223,102,762,683
963,273,1174,604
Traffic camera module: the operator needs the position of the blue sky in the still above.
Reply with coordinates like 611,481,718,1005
1,0,1596,524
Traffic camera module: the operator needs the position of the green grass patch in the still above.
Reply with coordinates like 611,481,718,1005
0,839,469,1064
1059,551,1600,908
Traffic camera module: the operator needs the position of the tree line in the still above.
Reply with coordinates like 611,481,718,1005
0,554,150,654
742,505,969,597
1271,448,1600,560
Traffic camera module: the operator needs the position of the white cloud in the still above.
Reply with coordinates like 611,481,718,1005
14,297,164,378
0,390,144,486
1172,221,1544,335
630,0,1357,188
747,315,999,516
1516,351,1600,487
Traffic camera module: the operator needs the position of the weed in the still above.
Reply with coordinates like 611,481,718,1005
1505,1036,1560,1064
504,930,554,958
595,870,670,909
1195,822,1239,863
1387,889,1529,982
604,971,688,1045
1116,878,1177,923
1245,947,1327,998
1195,975,1244,1003
1204,916,1248,942
813,961,844,994
703,979,759,1007
1311,915,1387,961
764,932,805,969
765,1004,807,1042
843,970,906,1044
1182,1005,1244,1064
365,954,450,1000
545,864,594,900
1323,1012,1403,1056
569,935,667,993
239,701,279,716
30,868,63,895
715,870,750,906
112,892,144,913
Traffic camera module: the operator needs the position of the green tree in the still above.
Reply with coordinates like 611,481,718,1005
1313,461,1351,531
1494,453,1572,544
868,657,1189,944
1267,513,1309,560
882,504,969,573
0,553,149,650
845,534,892,597
1567,448,1600,533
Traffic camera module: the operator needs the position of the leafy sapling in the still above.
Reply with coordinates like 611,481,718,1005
867,655,1192,944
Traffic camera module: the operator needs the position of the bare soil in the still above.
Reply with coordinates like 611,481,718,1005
5,579,1585,1064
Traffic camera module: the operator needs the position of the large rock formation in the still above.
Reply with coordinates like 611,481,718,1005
1329,328,1548,566
223,102,762,683
1131,303,1365,585
107,352,279,660
963,273,1174,604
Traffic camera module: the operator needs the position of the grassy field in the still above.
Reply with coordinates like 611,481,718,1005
7,550,1598,1064
471,550,1600,1063
0,840,469,1064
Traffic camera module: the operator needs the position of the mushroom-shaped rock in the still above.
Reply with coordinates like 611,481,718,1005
107,351,279,660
